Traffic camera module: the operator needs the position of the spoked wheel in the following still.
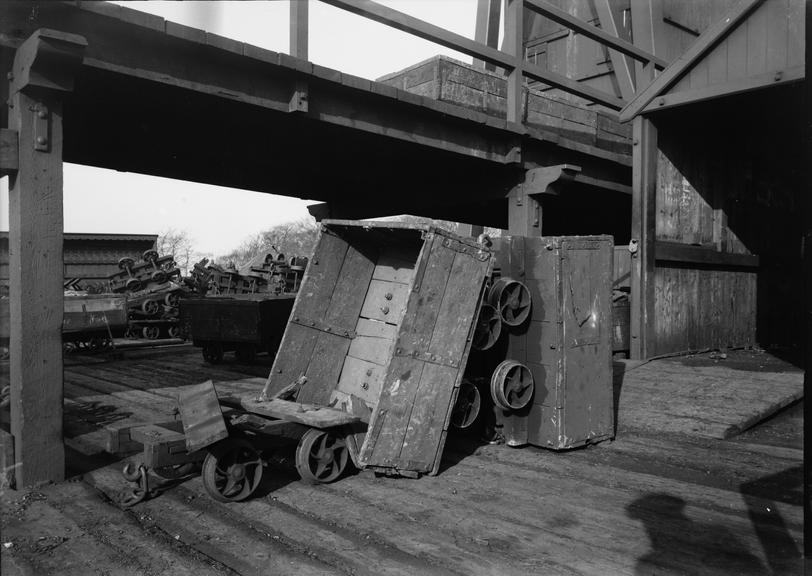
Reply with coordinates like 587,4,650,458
151,270,167,284
142,326,161,340
118,257,135,271
488,277,532,327
142,249,159,263
125,278,142,291
124,326,138,340
491,360,535,411
201,438,263,502
451,379,481,429
202,344,224,364
141,299,160,315
295,429,349,484
164,291,180,307
472,304,502,351
167,325,183,339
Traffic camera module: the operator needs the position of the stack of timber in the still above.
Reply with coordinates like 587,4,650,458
378,56,632,155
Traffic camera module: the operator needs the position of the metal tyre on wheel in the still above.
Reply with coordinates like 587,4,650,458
141,299,160,315
118,256,135,270
142,326,160,340
488,277,531,327
491,360,534,410
295,429,349,484
202,438,263,502
472,304,502,351
142,249,159,263
451,379,481,429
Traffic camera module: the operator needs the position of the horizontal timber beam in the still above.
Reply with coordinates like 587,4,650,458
641,65,805,114
655,242,760,268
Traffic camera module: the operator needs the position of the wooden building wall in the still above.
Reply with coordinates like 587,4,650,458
650,83,803,355
0,233,157,288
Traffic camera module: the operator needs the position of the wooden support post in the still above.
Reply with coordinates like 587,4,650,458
594,0,635,99
6,29,85,487
629,116,657,359
290,0,309,60
474,0,501,71
504,0,524,124
629,0,667,88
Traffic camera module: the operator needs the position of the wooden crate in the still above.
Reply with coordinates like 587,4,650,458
492,235,614,450
262,220,493,476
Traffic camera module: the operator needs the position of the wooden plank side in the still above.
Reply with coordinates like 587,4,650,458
359,279,410,324
264,323,321,397
786,0,804,67
293,229,349,322
359,356,425,466
746,3,768,76
337,356,387,406
324,242,376,333
764,0,789,72
395,235,456,355
298,331,352,405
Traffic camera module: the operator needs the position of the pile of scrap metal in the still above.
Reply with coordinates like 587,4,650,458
181,251,308,364
187,251,308,296
118,222,615,505
107,250,187,340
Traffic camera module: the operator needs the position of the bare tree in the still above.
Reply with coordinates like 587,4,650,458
218,218,320,268
156,228,196,274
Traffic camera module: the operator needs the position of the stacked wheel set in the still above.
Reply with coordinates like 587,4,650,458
108,249,187,340
449,275,535,431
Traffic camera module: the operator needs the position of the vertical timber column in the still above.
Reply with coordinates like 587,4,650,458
474,0,501,71
504,0,524,124
630,117,657,359
7,29,85,486
290,0,309,60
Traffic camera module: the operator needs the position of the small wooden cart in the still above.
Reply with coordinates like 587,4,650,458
175,220,493,502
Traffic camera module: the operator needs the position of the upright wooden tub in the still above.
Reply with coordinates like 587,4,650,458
260,220,493,477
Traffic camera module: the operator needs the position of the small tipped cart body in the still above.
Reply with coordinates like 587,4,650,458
176,220,493,501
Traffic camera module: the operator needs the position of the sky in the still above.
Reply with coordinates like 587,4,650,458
0,1,487,257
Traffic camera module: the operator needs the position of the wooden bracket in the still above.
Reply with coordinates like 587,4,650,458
507,164,582,198
10,28,87,96
0,129,18,176
288,80,309,113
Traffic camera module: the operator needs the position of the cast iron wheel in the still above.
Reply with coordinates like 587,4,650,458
118,257,135,271
491,360,535,411
167,325,182,339
201,438,263,502
142,326,161,340
295,429,349,484
235,345,257,364
472,304,502,351
164,291,180,307
202,344,224,364
124,326,138,340
142,249,159,263
125,278,142,291
488,277,532,327
451,379,481,429
151,270,167,284
141,299,160,315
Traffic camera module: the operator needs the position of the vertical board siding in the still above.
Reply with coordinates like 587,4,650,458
653,267,757,355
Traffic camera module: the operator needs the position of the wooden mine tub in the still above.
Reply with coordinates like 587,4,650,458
176,220,493,502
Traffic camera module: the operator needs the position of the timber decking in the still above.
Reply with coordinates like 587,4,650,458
0,344,803,575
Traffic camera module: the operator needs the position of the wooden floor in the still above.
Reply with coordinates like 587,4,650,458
0,345,804,576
